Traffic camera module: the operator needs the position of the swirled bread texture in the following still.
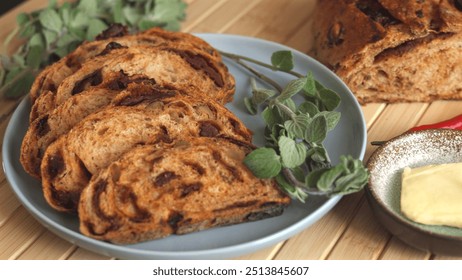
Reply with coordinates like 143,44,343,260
21,72,157,179
40,88,252,212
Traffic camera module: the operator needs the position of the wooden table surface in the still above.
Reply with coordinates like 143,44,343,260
1,0,462,260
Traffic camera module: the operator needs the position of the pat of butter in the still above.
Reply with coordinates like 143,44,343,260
401,162,462,228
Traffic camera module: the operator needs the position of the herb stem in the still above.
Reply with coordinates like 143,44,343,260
3,16,38,55
228,57,283,92
282,168,327,196
282,168,305,188
2,26,19,54
219,50,304,78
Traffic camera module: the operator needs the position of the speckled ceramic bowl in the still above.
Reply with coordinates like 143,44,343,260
366,129,462,255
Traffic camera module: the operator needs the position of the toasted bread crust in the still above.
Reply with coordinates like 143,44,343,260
79,137,290,244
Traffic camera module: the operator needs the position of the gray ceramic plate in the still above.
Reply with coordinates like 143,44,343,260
2,34,366,259
367,129,462,255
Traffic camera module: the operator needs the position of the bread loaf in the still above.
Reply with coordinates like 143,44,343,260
311,0,462,103
40,89,253,212
79,137,290,244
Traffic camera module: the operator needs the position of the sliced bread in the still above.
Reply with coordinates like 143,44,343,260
40,92,252,212
79,137,290,244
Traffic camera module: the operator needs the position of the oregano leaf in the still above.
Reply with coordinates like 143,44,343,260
317,164,345,192
291,166,305,182
112,0,125,24
298,101,319,116
331,156,369,195
319,88,341,111
70,11,89,28
67,25,86,41
310,146,328,162
273,101,293,123
3,67,22,84
77,0,98,16
243,148,281,178
54,46,69,58
277,76,307,101
281,98,297,112
244,97,257,115
16,13,29,26
317,111,341,131
4,69,35,98
271,50,294,71
19,22,36,38
304,115,328,144
42,29,58,47
153,0,187,22
39,8,62,33
305,168,327,189
284,113,310,139
26,45,44,69
86,19,108,40
28,33,45,48
123,6,142,26
56,33,78,48
303,72,317,96
261,106,283,131
278,136,307,168
252,88,276,104
59,2,71,25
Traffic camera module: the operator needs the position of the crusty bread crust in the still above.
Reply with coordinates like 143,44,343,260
79,137,290,244
40,89,253,212
311,0,462,104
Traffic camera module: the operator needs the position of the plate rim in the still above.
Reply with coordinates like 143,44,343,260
2,33,366,259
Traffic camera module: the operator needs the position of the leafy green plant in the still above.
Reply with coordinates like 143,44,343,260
221,50,369,202
0,0,187,98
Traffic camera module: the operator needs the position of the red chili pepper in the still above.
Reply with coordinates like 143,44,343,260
409,114,462,131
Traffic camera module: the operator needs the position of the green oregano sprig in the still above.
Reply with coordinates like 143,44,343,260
0,0,187,99
221,50,369,203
